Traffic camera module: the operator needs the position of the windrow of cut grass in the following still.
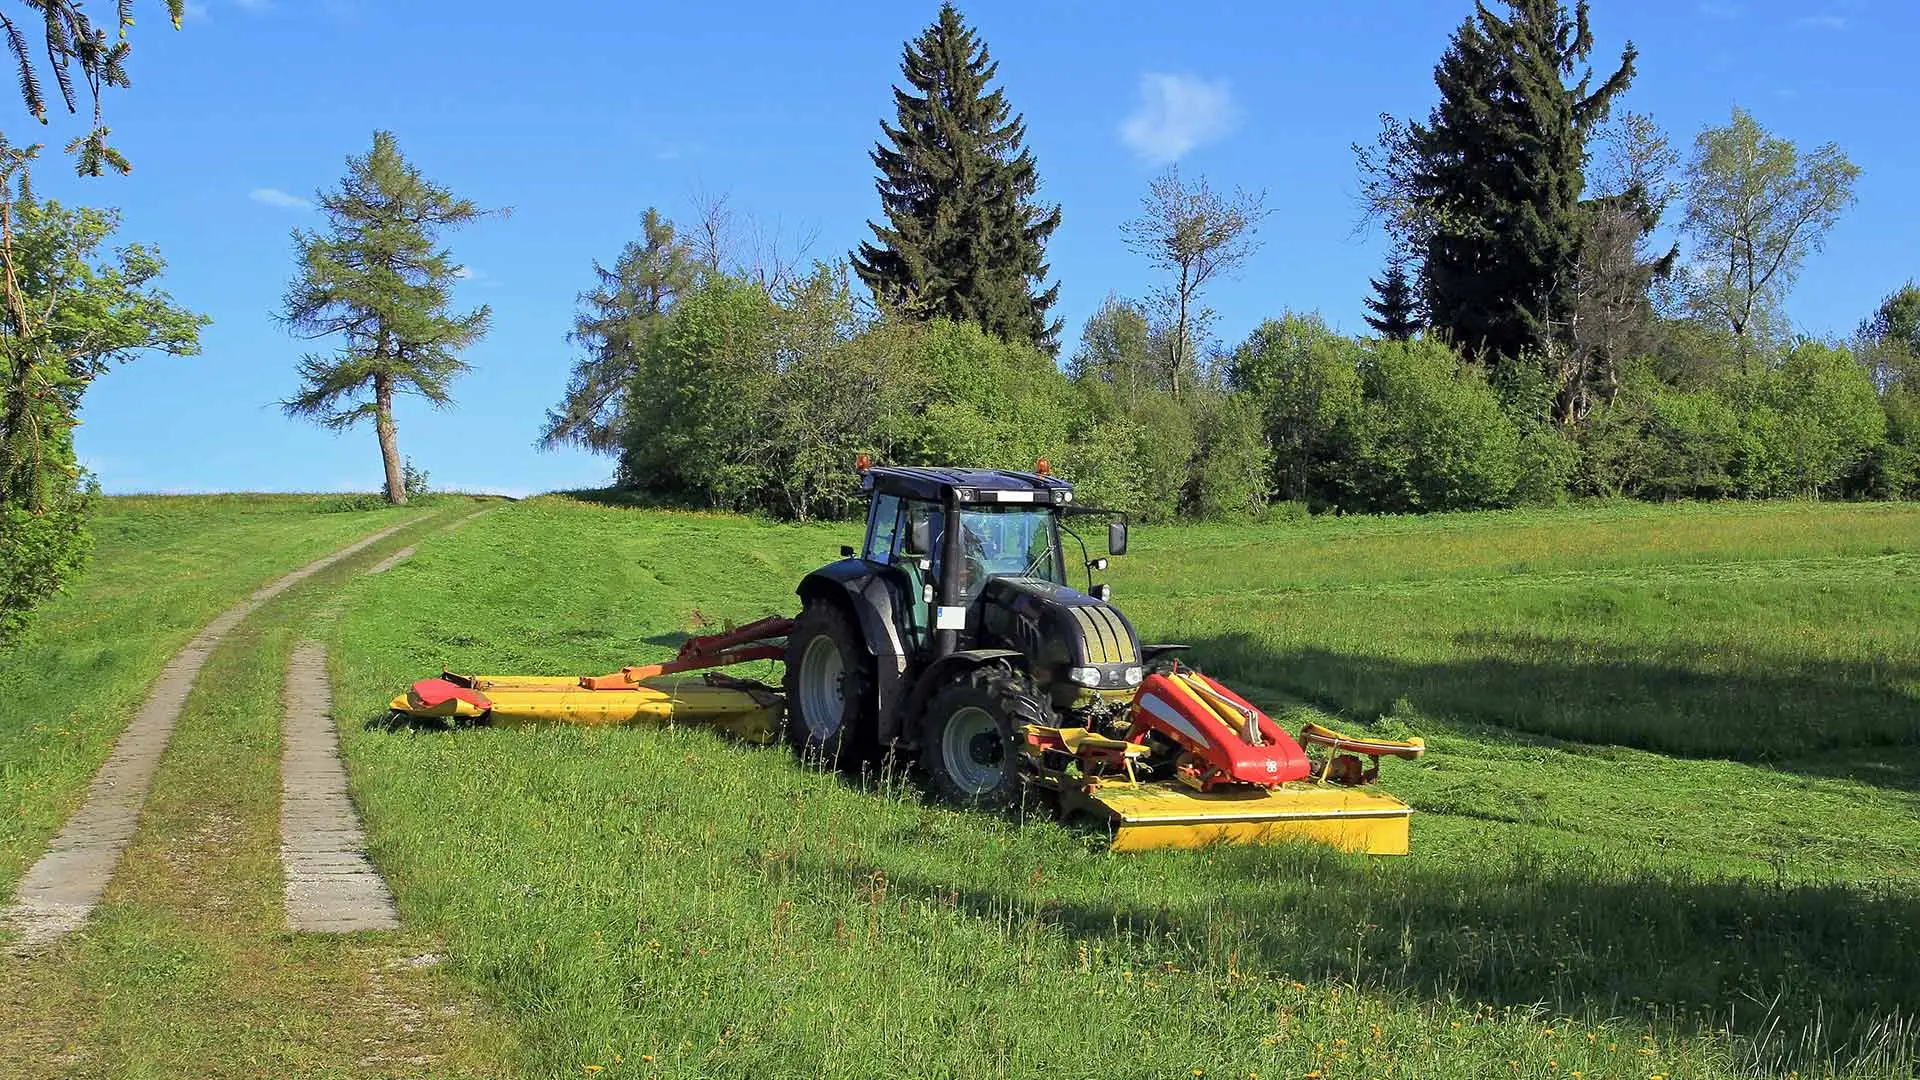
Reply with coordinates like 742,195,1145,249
330,496,1920,1079
0,493,453,895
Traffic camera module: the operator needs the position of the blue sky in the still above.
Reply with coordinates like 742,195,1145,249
41,0,1912,496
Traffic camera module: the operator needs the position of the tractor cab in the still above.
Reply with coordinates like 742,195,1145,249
852,466,1111,650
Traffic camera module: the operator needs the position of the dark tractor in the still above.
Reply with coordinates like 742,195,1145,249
782,464,1163,804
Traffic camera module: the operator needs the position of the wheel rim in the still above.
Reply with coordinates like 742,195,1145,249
797,635,845,739
941,705,1005,795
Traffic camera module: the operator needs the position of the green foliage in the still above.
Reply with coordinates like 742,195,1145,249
1681,108,1860,344
0,181,204,649
1858,282,1920,393
542,208,696,452
1347,339,1523,511
1862,390,1920,500
401,457,430,499
1186,391,1270,520
278,131,494,505
852,2,1062,352
1400,0,1635,361
1361,255,1421,341
1577,345,1887,500
0,478,92,648
1228,314,1363,508
3,1,186,176
1721,341,1886,498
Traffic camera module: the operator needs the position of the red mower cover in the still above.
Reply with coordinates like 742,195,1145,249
1129,671,1310,788
407,677,493,713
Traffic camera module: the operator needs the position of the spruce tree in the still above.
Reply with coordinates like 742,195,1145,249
1410,0,1634,362
1363,257,1422,341
853,3,1063,352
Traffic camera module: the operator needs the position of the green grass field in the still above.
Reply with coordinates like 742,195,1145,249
316,497,1920,1079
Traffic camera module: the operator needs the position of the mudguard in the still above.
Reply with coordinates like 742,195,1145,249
796,559,913,738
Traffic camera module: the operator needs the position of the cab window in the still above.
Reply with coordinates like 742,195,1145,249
863,493,901,563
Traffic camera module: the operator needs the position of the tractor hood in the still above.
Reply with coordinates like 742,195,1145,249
975,577,1142,700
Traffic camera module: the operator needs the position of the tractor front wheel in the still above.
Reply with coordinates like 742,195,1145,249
782,600,875,768
922,668,1041,809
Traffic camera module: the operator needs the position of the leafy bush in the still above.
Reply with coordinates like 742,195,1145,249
1861,390,1920,500
0,479,93,649
1345,339,1522,512
1186,391,1271,520
1228,314,1363,509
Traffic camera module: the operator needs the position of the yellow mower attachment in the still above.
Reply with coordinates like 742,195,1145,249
1064,780,1413,855
390,671,782,744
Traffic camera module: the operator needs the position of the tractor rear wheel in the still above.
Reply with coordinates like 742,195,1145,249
782,600,876,768
922,668,1043,809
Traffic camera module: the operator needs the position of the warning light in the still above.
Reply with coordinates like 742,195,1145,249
855,453,872,473
1034,458,1051,476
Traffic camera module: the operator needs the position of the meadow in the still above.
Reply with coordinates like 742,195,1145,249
322,496,1920,1079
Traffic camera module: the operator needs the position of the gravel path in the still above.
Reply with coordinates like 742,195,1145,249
3,521,413,950
280,641,399,933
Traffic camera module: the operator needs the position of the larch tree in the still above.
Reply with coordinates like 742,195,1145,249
852,2,1063,352
542,207,697,453
278,131,495,505
1119,165,1266,399
1362,0,1635,364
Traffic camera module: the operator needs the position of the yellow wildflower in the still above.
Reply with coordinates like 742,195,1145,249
583,1068,603,1076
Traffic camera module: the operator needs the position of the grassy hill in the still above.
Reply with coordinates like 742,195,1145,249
323,496,1919,1079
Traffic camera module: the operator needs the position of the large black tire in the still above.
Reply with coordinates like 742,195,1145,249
782,600,876,768
921,667,1046,809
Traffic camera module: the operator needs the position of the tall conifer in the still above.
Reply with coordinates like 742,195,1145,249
853,3,1063,352
1411,1,1635,361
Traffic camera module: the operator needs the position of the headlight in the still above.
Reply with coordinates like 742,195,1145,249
1069,666,1102,688
1123,666,1143,686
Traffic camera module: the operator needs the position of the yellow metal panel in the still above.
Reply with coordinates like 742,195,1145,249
1072,782,1414,855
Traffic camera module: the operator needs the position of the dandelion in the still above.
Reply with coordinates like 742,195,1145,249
1194,1072,1205,1077
643,1055,655,1063
584,1068,603,1076
1305,1072,1322,1079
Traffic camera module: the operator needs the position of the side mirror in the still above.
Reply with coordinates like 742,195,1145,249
1108,520,1129,557
904,517,932,556
840,544,856,558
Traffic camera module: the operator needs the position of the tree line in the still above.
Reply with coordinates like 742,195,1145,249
540,0,1915,522
4,1,1918,648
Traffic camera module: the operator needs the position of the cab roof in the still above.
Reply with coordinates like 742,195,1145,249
861,466,1074,504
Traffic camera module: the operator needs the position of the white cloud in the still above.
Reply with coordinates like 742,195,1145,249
1119,73,1237,165
250,186,312,210
1793,13,1847,28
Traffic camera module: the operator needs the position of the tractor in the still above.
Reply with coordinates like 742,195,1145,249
391,463,1424,853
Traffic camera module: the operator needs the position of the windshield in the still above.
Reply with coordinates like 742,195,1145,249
956,507,1061,594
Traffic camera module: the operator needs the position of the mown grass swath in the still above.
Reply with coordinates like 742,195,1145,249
331,496,1920,1079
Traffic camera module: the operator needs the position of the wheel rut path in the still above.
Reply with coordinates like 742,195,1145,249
2,520,413,950
280,641,399,933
